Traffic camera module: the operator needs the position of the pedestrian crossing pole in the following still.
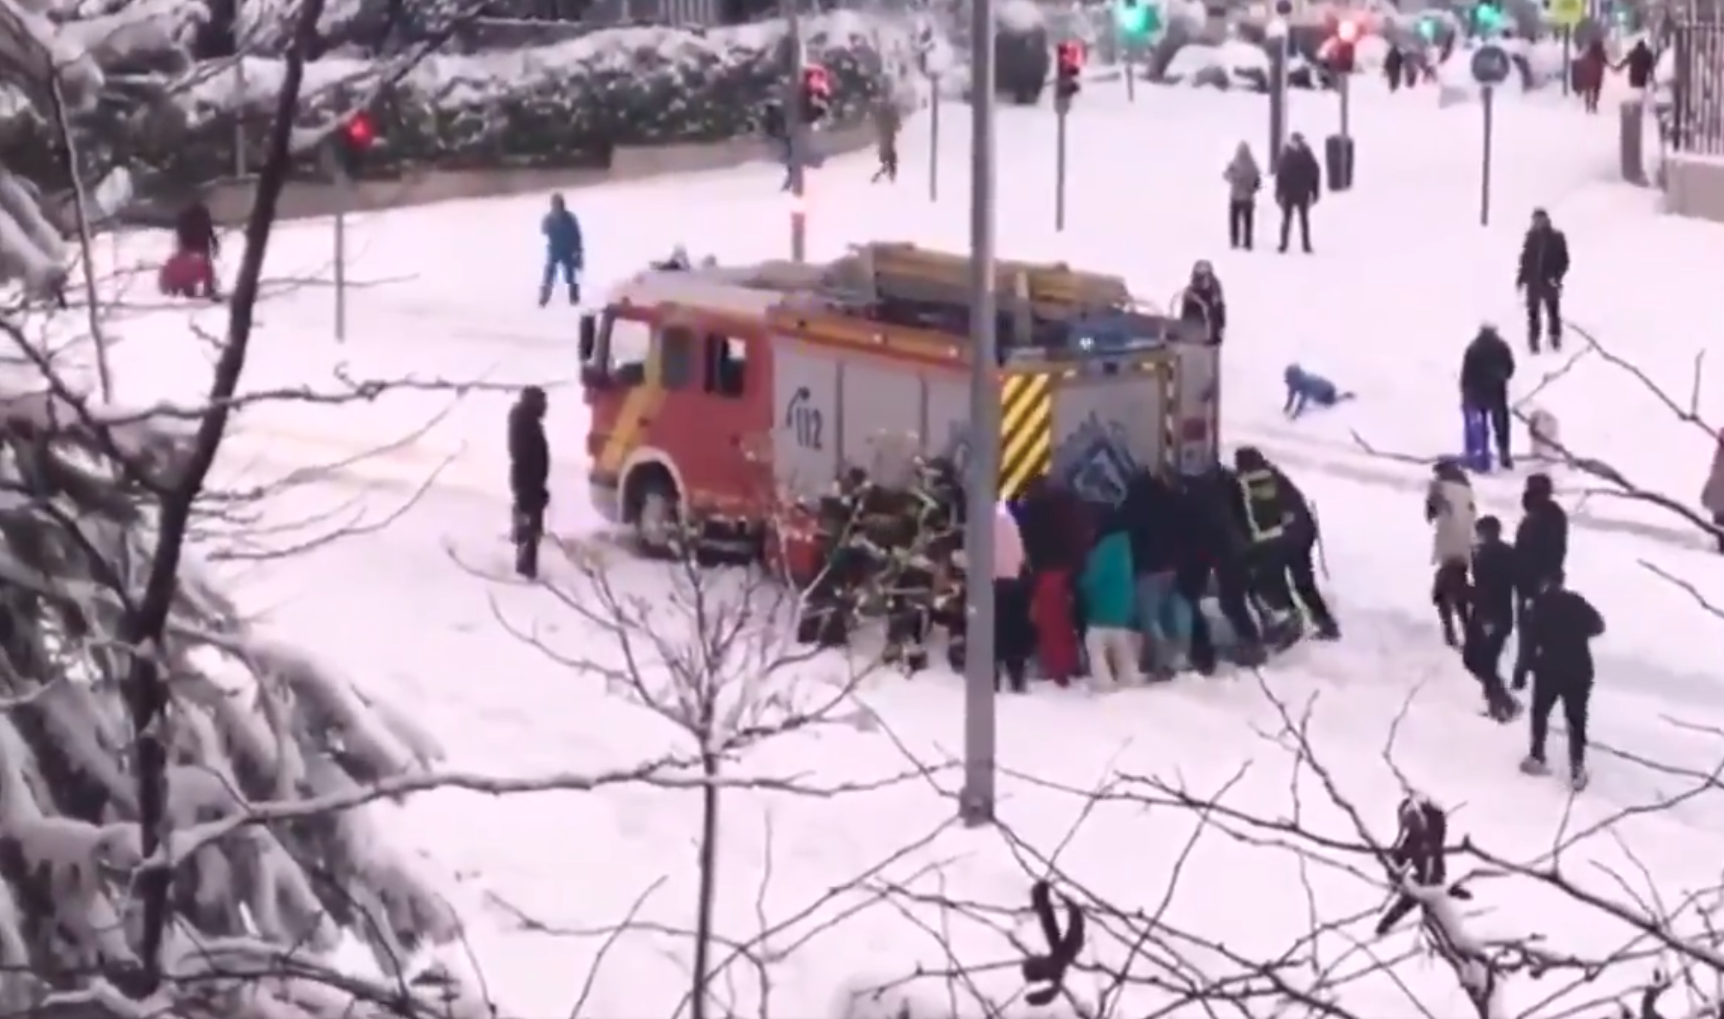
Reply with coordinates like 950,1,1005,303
784,0,808,262
959,0,1000,829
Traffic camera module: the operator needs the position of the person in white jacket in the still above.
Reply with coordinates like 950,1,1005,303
1425,458,1477,646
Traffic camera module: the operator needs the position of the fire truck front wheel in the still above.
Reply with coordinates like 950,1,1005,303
624,465,681,557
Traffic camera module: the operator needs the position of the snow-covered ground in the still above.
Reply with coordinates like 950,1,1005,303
59,73,1724,1016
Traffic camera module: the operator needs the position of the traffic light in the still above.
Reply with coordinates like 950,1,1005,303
1329,19,1358,74
1055,41,1083,102
801,64,829,123
1416,12,1441,40
330,111,376,178
1114,0,1162,41
1473,0,1505,33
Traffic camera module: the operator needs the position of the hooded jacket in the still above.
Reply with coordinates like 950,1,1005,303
1425,463,1476,565
1079,527,1137,629
1224,144,1262,202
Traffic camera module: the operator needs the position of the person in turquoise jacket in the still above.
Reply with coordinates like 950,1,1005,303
539,193,583,307
1079,514,1142,688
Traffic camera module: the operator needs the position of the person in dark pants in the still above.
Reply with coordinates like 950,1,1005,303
1510,473,1569,690
1425,459,1475,647
1274,133,1321,254
508,386,551,580
1463,515,1520,721
1232,447,1339,642
1223,141,1262,250
1176,468,1267,672
1459,324,1516,469
1519,569,1604,790
1515,209,1570,353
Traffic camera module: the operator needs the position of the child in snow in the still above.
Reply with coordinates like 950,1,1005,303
1283,363,1354,419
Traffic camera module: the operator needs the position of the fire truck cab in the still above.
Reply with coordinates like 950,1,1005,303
576,242,1221,570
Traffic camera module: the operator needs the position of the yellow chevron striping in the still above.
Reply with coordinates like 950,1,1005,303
999,372,1053,500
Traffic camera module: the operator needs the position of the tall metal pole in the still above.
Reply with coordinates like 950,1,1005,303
1054,106,1068,230
1480,86,1495,226
784,0,807,262
334,192,348,342
959,0,999,829
929,78,941,202
235,59,248,178
1268,21,1289,171
1561,27,1572,96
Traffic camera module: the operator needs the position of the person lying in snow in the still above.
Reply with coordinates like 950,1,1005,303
1283,363,1354,419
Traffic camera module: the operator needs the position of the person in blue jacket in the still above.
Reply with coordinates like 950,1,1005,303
539,194,583,306
1283,363,1354,419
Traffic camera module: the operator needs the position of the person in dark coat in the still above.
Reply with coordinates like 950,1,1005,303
1383,44,1404,92
1510,472,1569,690
1174,467,1266,673
508,386,551,580
1122,470,1192,674
1233,447,1340,642
1519,568,1603,790
1178,261,1226,345
1516,209,1570,353
1622,38,1656,89
1274,133,1321,254
1459,324,1516,469
1463,515,1520,722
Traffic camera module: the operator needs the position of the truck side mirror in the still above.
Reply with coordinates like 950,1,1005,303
579,314,597,363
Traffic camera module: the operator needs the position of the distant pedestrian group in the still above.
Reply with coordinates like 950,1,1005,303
1221,134,1321,254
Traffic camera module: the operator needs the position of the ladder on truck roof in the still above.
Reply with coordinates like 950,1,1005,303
804,242,1142,351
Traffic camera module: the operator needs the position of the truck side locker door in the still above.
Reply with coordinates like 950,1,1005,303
840,359,926,485
923,372,971,479
1047,366,1155,506
1172,346,1221,473
772,341,841,503
696,329,772,512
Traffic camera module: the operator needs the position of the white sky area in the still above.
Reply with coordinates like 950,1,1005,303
44,73,1724,1017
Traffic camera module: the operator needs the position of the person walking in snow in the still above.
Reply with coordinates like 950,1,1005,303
871,100,900,184
1079,510,1140,690
1516,208,1569,353
1274,133,1321,254
1425,458,1476,647
1223,142,1261,250
508,385,551,580
1520,569,1603,790
1464,515,1521,721
539,194,583,307
1702,428,1724,553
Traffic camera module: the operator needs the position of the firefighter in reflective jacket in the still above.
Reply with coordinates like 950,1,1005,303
796,468,869,648
1232,447,1340,642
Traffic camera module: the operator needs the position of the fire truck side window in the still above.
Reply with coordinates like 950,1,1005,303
704,334,745,397
657,326,697,390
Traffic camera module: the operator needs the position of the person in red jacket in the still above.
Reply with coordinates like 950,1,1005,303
1017,478,1090,685
161,199,219,299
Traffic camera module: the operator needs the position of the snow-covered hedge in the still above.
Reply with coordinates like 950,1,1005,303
5,12,914,190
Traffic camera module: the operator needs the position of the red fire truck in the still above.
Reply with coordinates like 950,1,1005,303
576,242,1222,578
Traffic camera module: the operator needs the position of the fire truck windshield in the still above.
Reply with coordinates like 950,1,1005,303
602,315,652,381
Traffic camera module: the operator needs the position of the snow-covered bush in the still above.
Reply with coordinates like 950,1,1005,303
0,390,470,1018
4,12,914,192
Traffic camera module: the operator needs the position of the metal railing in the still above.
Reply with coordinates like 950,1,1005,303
1671,19,1724,153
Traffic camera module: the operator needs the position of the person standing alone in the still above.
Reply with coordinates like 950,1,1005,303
1224,141,1261,250
1274,134,1321,255
539,194,584,307
508,386,551,580
1516,208,1569,353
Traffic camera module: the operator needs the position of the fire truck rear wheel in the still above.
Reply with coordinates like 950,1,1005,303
626,467,681,557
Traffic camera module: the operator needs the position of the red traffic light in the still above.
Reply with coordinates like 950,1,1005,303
343,112,376,148
1057,41,1084,73
1335,18,1359,42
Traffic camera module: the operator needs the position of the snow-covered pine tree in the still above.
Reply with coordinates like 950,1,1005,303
0,385,480,1019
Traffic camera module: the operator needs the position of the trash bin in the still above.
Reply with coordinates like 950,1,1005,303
1324,134,1355,192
